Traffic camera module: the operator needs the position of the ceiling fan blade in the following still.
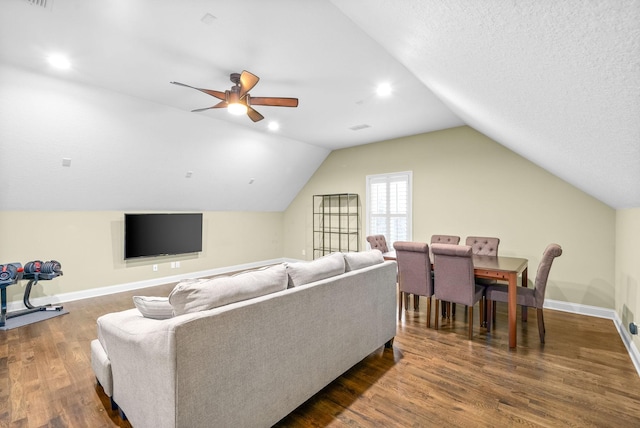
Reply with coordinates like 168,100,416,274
191,101,228,112
170,81,226,100
249,96,299,107
246,106,264,122
239,71,260,98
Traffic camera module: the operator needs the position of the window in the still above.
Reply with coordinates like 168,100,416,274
366,171,412,247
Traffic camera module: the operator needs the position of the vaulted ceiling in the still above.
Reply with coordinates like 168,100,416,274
1,0,638,210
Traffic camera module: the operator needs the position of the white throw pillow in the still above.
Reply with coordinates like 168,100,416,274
344,249,384,272
168,264,288,315
285,252,345,287
133,296,174,320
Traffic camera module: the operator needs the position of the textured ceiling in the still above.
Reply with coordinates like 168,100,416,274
332,0,640,209
0,0,638,210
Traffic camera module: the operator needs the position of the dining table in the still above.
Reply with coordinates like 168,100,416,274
472,255,528,349
382,250,528,349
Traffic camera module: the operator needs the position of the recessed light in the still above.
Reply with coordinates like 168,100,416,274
376,82,392,97
268,121,280,131
47,53,71,70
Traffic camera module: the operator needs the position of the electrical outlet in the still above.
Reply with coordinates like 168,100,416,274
153,264,158,272
170,262,176,269
175,261,181,268
301,249,306,256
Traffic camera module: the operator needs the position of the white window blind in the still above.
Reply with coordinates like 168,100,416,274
366,171,412,246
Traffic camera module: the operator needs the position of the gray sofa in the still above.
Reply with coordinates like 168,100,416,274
91,251,397,428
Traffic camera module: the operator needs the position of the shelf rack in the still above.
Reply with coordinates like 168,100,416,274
312,193,360,259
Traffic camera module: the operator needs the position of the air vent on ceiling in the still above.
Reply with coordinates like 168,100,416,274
22,0,52,9
349,124,371,131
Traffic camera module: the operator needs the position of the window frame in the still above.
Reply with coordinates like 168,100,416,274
365,171,413,248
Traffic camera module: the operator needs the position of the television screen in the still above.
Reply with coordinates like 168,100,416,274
124,213,203,259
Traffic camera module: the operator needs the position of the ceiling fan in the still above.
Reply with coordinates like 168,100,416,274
170,70,298,122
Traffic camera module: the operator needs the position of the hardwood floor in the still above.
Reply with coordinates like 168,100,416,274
1,286,639,427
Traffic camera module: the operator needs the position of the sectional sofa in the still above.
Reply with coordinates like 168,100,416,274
91,251,398,428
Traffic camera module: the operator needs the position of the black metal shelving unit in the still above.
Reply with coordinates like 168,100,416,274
312,193,359,259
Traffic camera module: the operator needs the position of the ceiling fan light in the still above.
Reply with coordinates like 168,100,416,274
228,102,247,115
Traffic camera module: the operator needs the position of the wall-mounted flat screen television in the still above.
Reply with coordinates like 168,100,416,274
124,213,203,259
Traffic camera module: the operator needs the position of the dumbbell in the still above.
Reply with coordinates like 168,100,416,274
0,263,23,282
40,260,62,274
23,260,43,275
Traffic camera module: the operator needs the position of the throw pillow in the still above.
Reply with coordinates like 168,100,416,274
168,264,288,315
133,296,174,320
344,249,384,272
285,252,345,287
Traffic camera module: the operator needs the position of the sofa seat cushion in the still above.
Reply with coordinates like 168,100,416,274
344,250,384,272
285,252,345,287
133,296,174,319
168,264,288,315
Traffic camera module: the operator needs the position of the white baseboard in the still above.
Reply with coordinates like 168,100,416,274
545,299,640,377
4,258,296,313
5,270,639,377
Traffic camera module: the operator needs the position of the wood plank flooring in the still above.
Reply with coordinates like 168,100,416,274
1,284,639,427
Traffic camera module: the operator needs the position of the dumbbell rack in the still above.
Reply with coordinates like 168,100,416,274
0,262,23,328
20,270,64,313
0,265,63,328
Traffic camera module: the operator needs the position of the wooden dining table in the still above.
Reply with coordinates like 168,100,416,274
382,250,528,349
472,255,528,349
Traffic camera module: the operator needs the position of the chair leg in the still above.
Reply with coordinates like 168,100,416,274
434,300,440,330
486,300,492,332
426,296,432,328
414,294,419,310
398,291,403,320
404,293,410,312
537,308,545,343
468,306,474,340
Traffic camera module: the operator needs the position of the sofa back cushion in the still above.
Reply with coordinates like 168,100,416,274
168,264,288,315
285,252,345,287
344,250,384,272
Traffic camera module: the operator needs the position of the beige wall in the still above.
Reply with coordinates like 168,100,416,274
616,208,640,348
1,126,622,313
284,126,616,308
0,211,284,304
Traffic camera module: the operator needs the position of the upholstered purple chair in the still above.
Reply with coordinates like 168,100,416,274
466,236,500,318
465,236,500,256
366,234,389,253
430,235,460,245
432,243,486,339
485,243,562,343
430,235,460,317
393,241,434,328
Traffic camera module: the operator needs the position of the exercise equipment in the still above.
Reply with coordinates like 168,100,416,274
0,260,63,327
0,262,24,327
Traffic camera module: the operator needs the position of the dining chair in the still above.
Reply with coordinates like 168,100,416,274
393,241,434,327
485,243,562,343
465,236,500,323
465,236,500,256
430,234,460,245
432,243,486,339
430,235,460,318
366,234,389,253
